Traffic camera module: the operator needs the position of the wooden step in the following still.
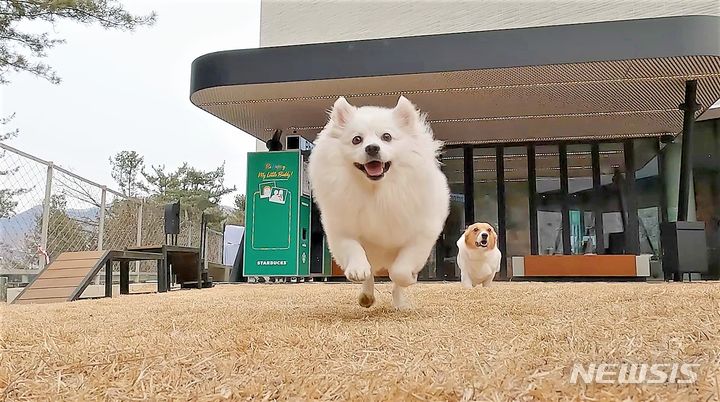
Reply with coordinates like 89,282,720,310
55,251,105,262
13,297,69,305
36,267,95,279
19,286,79,300
29,277,93,289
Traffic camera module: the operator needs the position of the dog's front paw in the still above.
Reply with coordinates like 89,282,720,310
358,292,375,308
392,284,411,310
344,263,371,282
392,297,411,311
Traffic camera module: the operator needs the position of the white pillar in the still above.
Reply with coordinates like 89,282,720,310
39,164,54,268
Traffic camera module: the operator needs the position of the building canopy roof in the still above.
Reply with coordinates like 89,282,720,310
190,15,720,145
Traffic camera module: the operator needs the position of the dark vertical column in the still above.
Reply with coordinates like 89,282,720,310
624,140,641,255
716,119,720,221
104,260,113,298
433,236,443,281
559,144,571,254
198,213,207,289
120,261,130,295
463,145,474,226
528,144,539,255
591,143,605,254
678,80,700,222
657,139,669,224
156,260,164,292
496,146,507,278
159,247,169,292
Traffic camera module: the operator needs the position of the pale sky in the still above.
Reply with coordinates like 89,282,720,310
0,0,260,205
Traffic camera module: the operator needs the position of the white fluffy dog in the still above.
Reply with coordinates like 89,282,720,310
456,222,502,288
308,96,450,309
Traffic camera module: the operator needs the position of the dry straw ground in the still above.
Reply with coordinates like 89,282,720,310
1,282,720,401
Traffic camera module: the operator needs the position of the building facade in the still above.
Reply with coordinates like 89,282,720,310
256,0,720,152
242,2,720,279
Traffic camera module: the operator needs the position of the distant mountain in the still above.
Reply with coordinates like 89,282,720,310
1,203,236,247
0,205,99,246
0,205,42,246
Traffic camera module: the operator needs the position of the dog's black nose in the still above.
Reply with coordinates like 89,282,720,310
481,232,489,240
365,144,380,156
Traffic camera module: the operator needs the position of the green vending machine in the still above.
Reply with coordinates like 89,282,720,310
243,150,311,277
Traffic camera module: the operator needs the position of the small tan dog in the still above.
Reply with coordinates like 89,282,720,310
456,223,502,288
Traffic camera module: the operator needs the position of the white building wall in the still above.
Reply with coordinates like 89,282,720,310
260,0,720,47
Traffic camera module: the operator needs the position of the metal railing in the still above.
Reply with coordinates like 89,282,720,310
0,143,224,283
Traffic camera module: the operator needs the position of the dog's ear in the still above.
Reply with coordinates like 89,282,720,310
329,96,355,129
392,96,420,131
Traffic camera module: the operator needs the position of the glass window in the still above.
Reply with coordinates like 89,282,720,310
504,147,530,272
536,145,563,255
633,138,662,259
692,120,720,276
567,144,595,254
598,143,625,254
435,147,465,280
473,147,498,230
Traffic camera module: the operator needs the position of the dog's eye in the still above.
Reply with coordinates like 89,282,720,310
473,228,479,233
351,136,362,145
381,133,392,142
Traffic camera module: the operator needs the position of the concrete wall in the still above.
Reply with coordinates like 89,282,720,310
260,0,720,47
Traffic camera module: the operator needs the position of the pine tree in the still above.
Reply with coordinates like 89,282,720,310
0,0,156,84
143,162,236,229
110,151,145,197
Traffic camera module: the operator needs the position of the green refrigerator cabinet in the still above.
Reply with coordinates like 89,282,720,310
243,151,311,277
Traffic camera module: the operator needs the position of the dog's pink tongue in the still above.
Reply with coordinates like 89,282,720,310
364,161,384,176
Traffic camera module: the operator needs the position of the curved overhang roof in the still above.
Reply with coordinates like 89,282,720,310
190,15,720,145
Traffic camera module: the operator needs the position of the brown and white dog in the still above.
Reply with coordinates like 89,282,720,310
456,223,502,288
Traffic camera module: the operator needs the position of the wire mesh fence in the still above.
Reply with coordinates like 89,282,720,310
0,143,226,285
0,145,47,271
206,228,224,266
46,168,103,260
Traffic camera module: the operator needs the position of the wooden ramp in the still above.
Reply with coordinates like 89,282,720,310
12,251,110,305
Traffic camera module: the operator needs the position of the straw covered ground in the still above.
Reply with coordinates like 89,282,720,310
1,281,720,401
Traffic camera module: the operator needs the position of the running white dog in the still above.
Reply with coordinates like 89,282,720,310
308,96,450,309
456,223,502,288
